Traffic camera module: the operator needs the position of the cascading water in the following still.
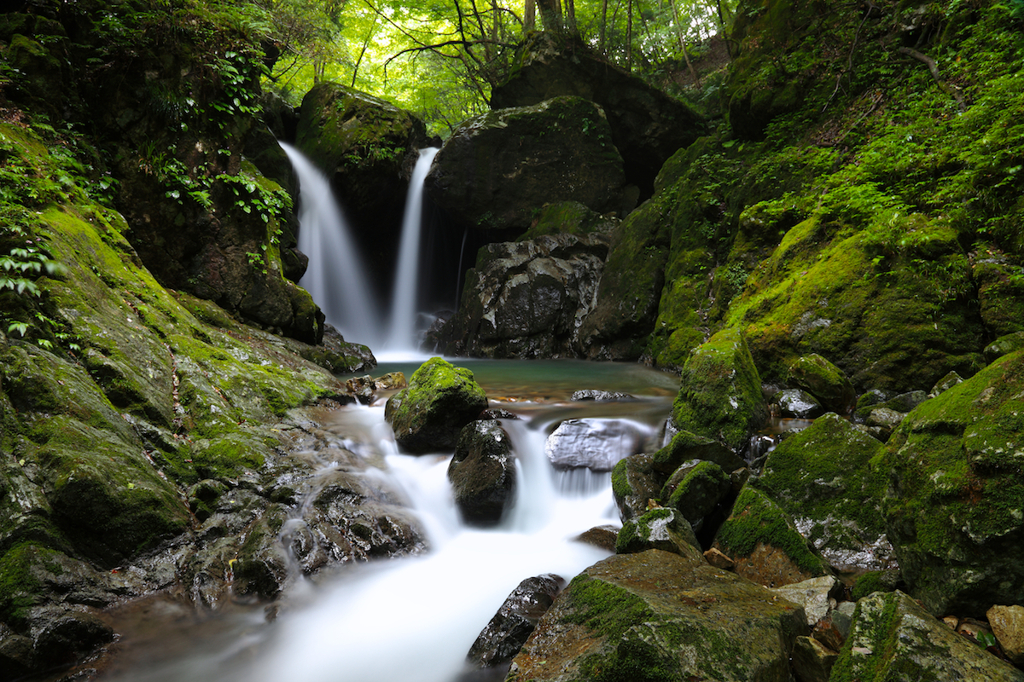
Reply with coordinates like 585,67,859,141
280,143,380,344
382,147,440,359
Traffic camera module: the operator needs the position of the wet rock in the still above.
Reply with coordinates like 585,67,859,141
664,461,732,533
792,635,838,682
615,507,702,558
882,349,1024,616
704,547,736,570
373,372,407,390
771,388,824,418
672,328,770,454
650,429,746,475
771,576,842,627
570,389,635,402
479,408,519,421
345,375,377,405
835,591,1024,681
31,608,115,669
490,32,706,199
517,201,620,243
611,453,661,522
438,233,610,358
864,406,905,432
507,550,808,682
787,354,855,415
231,504,291,599
426,96,627,233
385,357,489,453
713,487,832,588
544,418,647,471
573,525,618,552
988,605,1024,666
754,413,895,571
466,574,564,668
286,324,376,375
849,569,905,602
448,421,517,526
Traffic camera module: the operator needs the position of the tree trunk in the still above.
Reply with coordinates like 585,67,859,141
564,0,577,36
537,0,564,33
671,0,700,85
626,0,633,73
599,0,608,51
525,0,536,31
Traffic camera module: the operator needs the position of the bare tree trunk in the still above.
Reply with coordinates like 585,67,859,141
564,0,577,35
599,0,608,51
537,0,563,33
525,0,536,31
627,0,633,72
671,0,700,85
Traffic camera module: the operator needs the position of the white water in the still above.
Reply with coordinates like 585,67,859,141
380,147,440,361
281,143,380,345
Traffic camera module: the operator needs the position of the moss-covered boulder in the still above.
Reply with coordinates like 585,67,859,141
491,31,706,199
713,486,832,588
516,201,619,243
448,421,517,526
832,591,1024,682
881,349,1024,616
786,354,855,414
664,460,733,533
438,233,610,358
615,507,702,558
507,550,808,682
754,413,893,570
672,327,769,454
295,81,429,282
385,358,489,453
425,96,627,234
611,454,661,522
650,429,746,476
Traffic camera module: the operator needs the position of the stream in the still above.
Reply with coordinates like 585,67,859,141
94,359,679,682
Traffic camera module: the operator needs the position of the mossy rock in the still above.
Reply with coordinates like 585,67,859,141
650,429,745,476
974,258,1024,339
985,331,1024,362
672,327,769,453
517,201,619,242
507,550,808,682
786,354,855,414
754,413,891,570
714,486,832,587
384,357,488,453
881,349,1024,616
665,461,732,530
831,591,1024,682
447,421,516,526
615,507,702,559
611,454,662,522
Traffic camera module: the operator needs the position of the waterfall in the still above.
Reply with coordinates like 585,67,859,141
382,147,440,360
280,143,380,345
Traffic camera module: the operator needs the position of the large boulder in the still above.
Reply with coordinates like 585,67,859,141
506,550,808,682
672,327,769,454
385,358,489,453
755,413,895,571
447,421,517,526
491,32,706,199
786,354,856,414
833,591,1024,681
544,418,650,472
425,96,627,234
881,349,1024,616
295,81,429,284
466,574,564,669
615,507,702,558
438,233,610,358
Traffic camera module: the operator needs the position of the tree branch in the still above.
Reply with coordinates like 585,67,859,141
898,46,966,110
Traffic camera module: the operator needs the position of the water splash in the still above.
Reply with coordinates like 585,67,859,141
280,142,380,345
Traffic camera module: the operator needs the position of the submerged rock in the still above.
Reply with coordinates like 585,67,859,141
834,591,1024,681
466,574,565,669
385,357,489,453
507,550,808,682
448,421,517,526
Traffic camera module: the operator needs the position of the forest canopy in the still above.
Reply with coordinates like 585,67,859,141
244,0,735,133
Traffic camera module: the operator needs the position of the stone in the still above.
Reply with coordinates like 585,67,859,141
448,421,517,526
570,389,635,402
438,233,611,358
772,388,825,418
882,349,1024,615
865,406,905,430
506,550,808,682
373,372,407,390
930,370,964,397
771,575,842,627
425,96,627,233
467,574,564,668
664,461,732,532
791,635,838,682
713,487,833,588
611,454,661,522
832,591,1024,681
988,605,1024,666
573,526,619,552
615,507,702,559
985,331,1024,362
490,32,706,199
755,413,895,571
672,328,769,454
385,357,489,453
544,418,648,472
704,547,736,570
650,428,746,476
787,354,856,415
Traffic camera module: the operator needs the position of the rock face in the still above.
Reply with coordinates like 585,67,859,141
295,81,429,283
544,418,649,471
425,96,627,233
615,507,702,558
491,32,706,198
438,233,610,358
447,421,517,526
467,574,564,668
755,413,895,571
672,328,769,454
385,357,489,453
507,550,808,682
881,349,1024,616
833,591,1024,682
